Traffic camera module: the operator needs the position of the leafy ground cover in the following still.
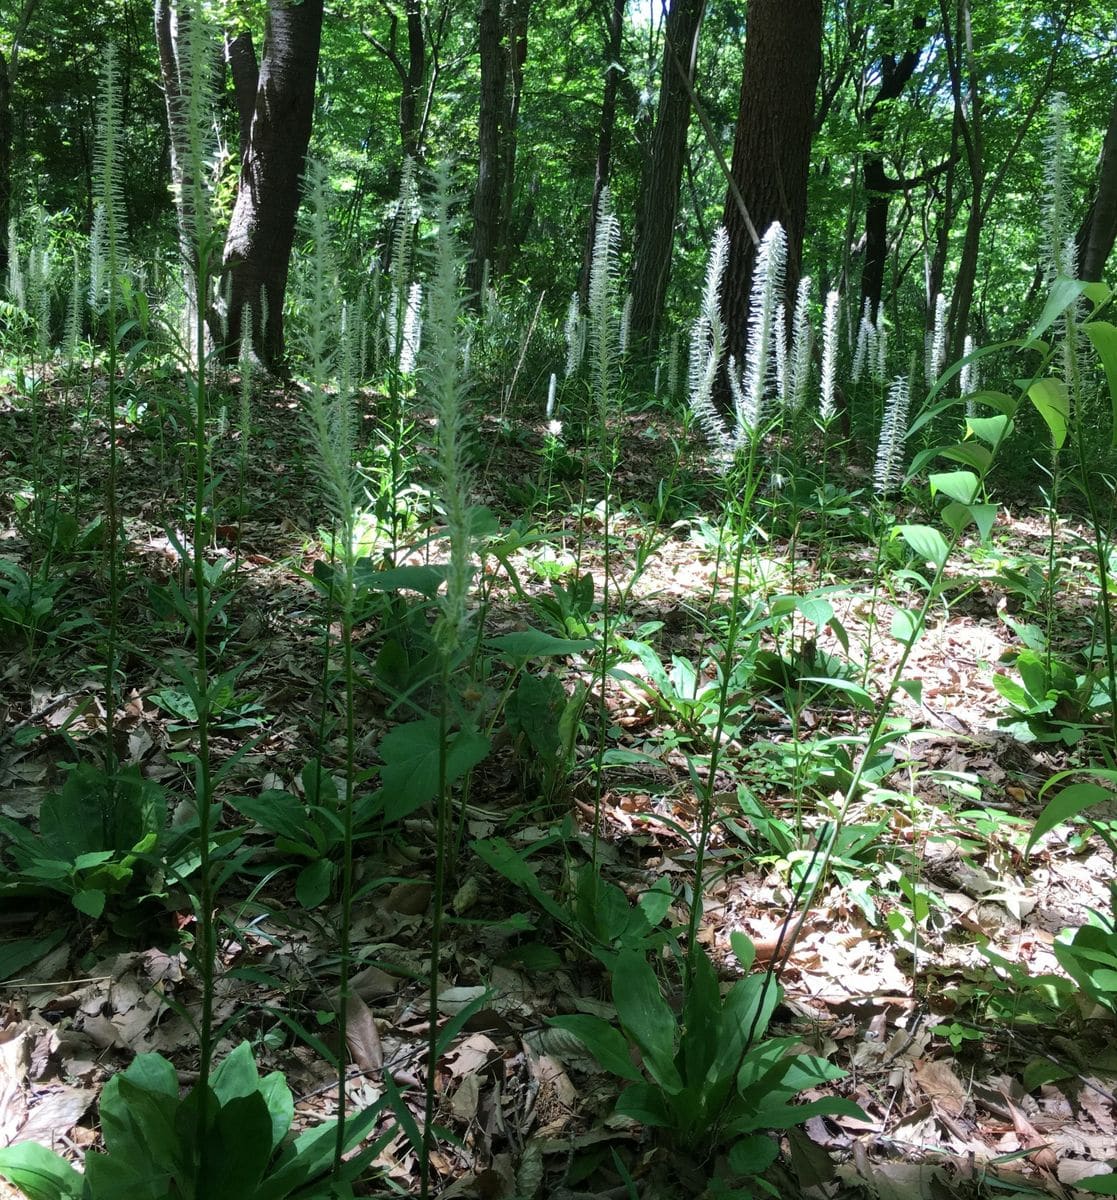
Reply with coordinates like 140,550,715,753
3,348,1117,1198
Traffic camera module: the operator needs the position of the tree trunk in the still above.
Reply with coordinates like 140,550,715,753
578,0,625,301
1078,90,1117,282
0,49,10,287
627,0,704,356
225,30,259,168
467,0,506,298
719,0,822,369
220,0,324,371
858,17,927,323
495,0,530,277
1,0,41,288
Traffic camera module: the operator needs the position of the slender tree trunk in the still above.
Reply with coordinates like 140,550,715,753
1,0,41,288
939,0,983,362
579,0,625,301
401,0,425,159
495,0,530,277
220,0,324,371
858,16,927,322
467,0,506,298
719,0,822,369
627,0,705,356
1078,90,1117,281
0,49,11,286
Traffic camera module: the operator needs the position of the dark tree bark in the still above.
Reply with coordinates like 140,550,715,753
467,0,506,298
225,30,259,167
363,0,427,160
495,0,530,276
858,15,927,323
1078,90,1117,282
627,0,705,355
220,0,324,371
719,0,822,367
578,0,626,301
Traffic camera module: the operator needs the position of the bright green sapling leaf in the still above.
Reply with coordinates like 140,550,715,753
895,525,949,570
1084,320,1117,446
1028,378,1070,449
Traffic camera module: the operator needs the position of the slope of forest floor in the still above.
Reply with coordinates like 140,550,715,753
2,372,1117,1199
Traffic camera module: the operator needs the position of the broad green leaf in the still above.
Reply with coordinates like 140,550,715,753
353,562,448,598
1027,782,1117,854
890,607,920,644
895,524,949,570
0,1142,84,1200
929,470,979,505
1078,1173,1117,1195
794,596,833,627
614,1082,674,1127
547,1014,642,1081
1084,321,1117,447
942,442,993,473
1028,377,1070,449
966,413,1013,446
72,889,106,917
1028,275,1089,340
487,629,595,658
727,1134,780,1176
798,676,874,708
227,791,314,845
379,719,491,822
296,858,334,908
898,678,923,704
733,1095,868,1134
612,952,683,1094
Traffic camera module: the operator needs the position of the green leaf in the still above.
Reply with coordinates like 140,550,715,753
890,606,920,644
379,719,491,822
0,1142,84,1200
1028,378,1070,450
895,524,949,570
547,1014,642,1080
0,929,68,982
296,859,334,908
936,441,992,473
72,888,107,917
728,1134,780,1177
1077,1174,1117,1195
353,562,448,598
966,413,1013,446
1027,782,1117,854
1085,321,1117,447
793,596,833,627
614,1082,674,1127
488,628,596,658
612,952,683,1093
227,791,315,846
1028,276,1089,340
929,470,980,505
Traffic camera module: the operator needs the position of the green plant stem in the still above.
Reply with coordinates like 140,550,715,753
332,577,358,1172
684,435,763,989
421,667,453,1200
190,261,216,1179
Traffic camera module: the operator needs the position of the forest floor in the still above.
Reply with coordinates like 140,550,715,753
2,370,1117,1199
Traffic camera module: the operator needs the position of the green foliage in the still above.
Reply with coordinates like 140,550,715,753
0,1042,389,1200
0,763,186,918
549,937,865,1180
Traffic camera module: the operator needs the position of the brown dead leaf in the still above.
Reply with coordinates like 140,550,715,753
913,1058,968,1118
386,881,432,915
1002,1091,1058,1173
343,992,383,1072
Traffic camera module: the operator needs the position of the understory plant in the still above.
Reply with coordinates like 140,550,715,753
0,1042,391,1200
549,935,865,1190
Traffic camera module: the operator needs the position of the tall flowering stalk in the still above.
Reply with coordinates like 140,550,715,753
873,370,913,496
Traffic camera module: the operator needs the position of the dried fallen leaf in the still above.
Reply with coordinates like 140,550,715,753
343,992,383,1072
